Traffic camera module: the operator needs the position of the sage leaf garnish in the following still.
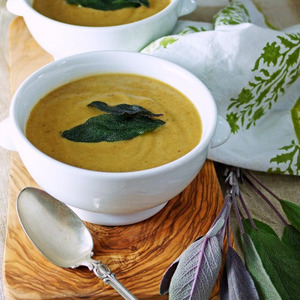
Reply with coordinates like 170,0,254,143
61,113,165,142
220,246,259,300
66,0,149,11
88,101,163,117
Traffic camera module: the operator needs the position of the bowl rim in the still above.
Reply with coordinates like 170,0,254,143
21,0,181,30
10,51,218,179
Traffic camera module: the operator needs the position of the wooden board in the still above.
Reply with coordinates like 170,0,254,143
3,17,226,300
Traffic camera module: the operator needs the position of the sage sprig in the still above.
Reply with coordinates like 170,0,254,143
160,166,300,299
229,169,300,300
219,169,259,300
66,0,149,11
246,171,300,231
61,101,165,143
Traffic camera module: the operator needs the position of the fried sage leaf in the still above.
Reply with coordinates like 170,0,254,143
61,114,165,142
88,101,163,117
66,0,149,11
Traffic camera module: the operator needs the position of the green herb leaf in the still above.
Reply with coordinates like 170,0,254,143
242,219,300,300
245,218,278,236
66,0,149,11
282,225,300,262
280,199,300,232
241,233,282,300
88,101,163,117
61,114,165,142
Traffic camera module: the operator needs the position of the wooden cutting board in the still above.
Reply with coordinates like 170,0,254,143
3,17,226,300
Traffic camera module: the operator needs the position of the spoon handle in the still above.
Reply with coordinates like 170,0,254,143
92,261,138,300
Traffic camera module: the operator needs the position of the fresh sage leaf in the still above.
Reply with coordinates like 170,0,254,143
160,218,226,300
66,0,149,11
244,218,277,236
159,236,205,295
160,197,232,299
169,235,222,300
241,233,282,300
280,199,300,232
282,225,300,262
242,219,300,300
220,246,259,300
61,114,165,142
88,101,163,117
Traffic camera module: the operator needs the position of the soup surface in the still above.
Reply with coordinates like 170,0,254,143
32,0,170,26
26,74,202,172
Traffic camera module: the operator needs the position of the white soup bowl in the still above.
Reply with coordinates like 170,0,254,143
6,0,197,59
0,51,230,225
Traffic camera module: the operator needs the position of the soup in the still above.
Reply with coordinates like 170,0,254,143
26,74,202,172
32,0,170,27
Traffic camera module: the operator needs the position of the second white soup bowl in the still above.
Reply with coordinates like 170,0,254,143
6,0,197,59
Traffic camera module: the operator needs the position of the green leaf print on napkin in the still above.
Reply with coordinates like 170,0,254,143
268,97,300,175
177,26,204,36
213,1,250,27
158,37,178,49
142,36,178,53
226,33,300,134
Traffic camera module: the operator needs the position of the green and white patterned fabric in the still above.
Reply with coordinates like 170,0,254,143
141,0,300,176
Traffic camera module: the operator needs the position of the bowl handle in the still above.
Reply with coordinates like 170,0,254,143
0,118,16,151
211,116,231,148
177,0,197,17
6,0,26,16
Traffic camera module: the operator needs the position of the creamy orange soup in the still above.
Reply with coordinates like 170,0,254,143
32,0,170,27
26,74,202,172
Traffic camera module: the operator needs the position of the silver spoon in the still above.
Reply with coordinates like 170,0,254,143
16,187,138,300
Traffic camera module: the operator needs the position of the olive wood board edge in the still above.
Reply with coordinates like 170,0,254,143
4,17,226,300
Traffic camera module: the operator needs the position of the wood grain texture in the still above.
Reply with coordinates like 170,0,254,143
4,17,225,300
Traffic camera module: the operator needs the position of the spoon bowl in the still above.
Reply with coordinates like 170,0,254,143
17,187,137,300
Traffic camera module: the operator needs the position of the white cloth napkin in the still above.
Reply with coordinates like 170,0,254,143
141,0,300,176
